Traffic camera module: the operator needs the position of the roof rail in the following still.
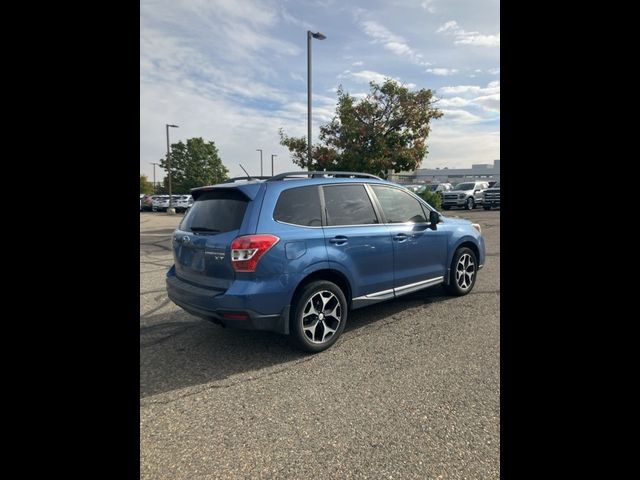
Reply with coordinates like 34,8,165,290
223,176,272,183
266,171,382,182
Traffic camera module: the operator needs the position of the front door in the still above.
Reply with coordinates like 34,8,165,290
368,185,448,291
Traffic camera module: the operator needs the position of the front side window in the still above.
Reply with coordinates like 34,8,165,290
322,185,378,226
371,185,427,224
273,186,322,227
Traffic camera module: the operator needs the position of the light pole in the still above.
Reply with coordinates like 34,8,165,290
256,149,263,176
307,30,326,167
150,162,160,194
166,124,179,214
271,154,277,176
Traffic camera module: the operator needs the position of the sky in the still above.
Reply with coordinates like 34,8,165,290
140,0,500,182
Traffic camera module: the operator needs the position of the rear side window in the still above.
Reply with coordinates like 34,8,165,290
180,190,248,234
371,185,427,223
273,186,322,227
323,185,378,226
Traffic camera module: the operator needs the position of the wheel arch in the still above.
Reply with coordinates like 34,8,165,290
445,238,481,285
290,268,353,309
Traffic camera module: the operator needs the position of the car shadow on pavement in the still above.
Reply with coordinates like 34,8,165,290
140,286,452,399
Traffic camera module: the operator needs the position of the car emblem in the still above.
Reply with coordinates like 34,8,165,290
181,236,191,244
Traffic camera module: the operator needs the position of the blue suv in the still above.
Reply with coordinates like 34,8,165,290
166,172,485,352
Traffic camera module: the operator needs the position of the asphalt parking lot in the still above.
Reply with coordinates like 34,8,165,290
140,207,500,479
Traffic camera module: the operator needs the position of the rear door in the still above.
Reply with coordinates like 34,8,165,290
172,189,249,291
369,185,448,290
321,184,394,299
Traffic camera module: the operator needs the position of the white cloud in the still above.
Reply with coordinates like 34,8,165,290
421,128,500,169
436,20,500,47
473,93,500,112
421,0,436,13
342,69,398,84
436,20,459,33
140,83,310,180
456,33,500,47
360,20,431,66
385,41,412,56
436,78,500,120
352,61,364,66
440,109,485,124
440,81,500,96
436,97,471,107
426,67,458,76
488,67,500,75
279,7,314,30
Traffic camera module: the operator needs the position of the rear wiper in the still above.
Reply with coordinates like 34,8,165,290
190,227,220,234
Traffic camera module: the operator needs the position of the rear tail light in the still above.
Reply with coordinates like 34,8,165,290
230,234,279,272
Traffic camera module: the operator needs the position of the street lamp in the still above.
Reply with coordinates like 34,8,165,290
166,124,179,214
271,154,277,176
256,149,263,176
150,162,160,194
307,30,326,167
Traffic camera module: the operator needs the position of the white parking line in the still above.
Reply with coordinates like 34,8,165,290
140,233,172,236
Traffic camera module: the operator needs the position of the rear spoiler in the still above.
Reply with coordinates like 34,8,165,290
190,182,262,201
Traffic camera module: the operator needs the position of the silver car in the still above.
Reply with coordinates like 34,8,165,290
442,181,490,210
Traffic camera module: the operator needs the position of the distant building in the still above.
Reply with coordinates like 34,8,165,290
391,160,500,184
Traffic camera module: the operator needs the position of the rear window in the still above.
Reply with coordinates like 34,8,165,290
179,190,248,234
273,186,322,227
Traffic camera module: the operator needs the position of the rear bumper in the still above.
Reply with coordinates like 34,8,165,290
166,267,291,334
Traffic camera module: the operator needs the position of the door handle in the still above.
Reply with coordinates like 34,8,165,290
329,235,348,246
393,233,409,242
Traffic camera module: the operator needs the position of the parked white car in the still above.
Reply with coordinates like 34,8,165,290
152,195,169,211
175,195,193,213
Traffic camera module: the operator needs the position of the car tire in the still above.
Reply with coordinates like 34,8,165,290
444,247,478,296
465,197,475,210
443,205,451,210
483,205,491,210
289,280,348,353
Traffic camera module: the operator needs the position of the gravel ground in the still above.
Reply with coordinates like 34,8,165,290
140,207,500,479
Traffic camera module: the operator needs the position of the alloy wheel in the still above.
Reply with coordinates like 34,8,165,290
302,290,342,344
455,253,475,290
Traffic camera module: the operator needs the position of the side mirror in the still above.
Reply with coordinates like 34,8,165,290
429,210,440,230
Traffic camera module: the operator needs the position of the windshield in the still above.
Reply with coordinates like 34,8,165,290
492,182,500,188
427,185,439,191
453,183,476,191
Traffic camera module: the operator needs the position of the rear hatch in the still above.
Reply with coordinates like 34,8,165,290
172,186,258,292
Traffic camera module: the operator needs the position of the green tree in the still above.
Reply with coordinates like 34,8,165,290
418,188,442,210
160,137,229,193
280,79,443,178
140,174,154,194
